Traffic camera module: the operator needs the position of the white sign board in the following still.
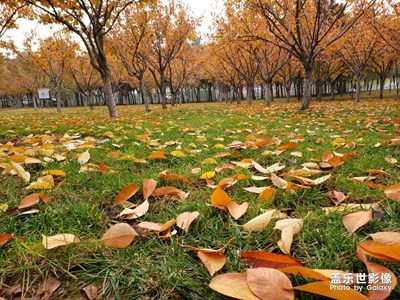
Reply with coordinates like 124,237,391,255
38,88,50,99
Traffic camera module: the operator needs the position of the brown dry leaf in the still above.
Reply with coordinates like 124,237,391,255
277,142,297,151
113,183,140,206
152,186,188,200
19,193,40,209
35,276,60,300
77,150,90,165
293,281,368,299
138,219,176,232
159,172,190,183
369,232,400,245
218,177,237,189
259,187,276,203
24,157,42,164
246,267,294,300
215,164,236,172
118,200,149,219
242,209,283,232
343,210,372,234
143,179,157,200
10,161,30,183
101,223,137,248
211,186,232,207
227,201,248,220
240,251,302,269
384,183,400,201
41,233,80,249
176,211,200,233
357,241,400,263
327,156,343,167
148,151,167,159
271,173,288,189
209,273,260,300
328,190,348,206
0,234,13,247
198,251,226,276
356,244,397,300
82,285,98,300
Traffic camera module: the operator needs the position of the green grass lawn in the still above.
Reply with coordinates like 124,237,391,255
0,97,399,299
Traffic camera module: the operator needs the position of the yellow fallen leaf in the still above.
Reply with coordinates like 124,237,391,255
42,233,80,249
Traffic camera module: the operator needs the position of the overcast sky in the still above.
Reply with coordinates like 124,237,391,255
3,0,224,49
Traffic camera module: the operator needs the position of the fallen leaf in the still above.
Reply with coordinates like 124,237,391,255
42,170,66,177
242,209,283,232
170,150,186,157
200,171,216,179
368,232,400,245
82,285,98,300
271,173,288,189
328,190,348,206
10,161,30,183
198,251,226,276
277,227,294,254
113,183,140,206
343,210,372,234
357,241,400,263
246,268,294,300
42,233,80,249
143,179,157,200
118,200,149,219
293,281,368,299
101,223,137,248
240,251,302,269
259,187,276,203
77,150,90,165
384,183,400,201
0,234,13,247
35,276,60,300
19,193,40,209
209,273,259,300
227,201,248,220
176,211,200,233
211,186,232,207
152,186,188,200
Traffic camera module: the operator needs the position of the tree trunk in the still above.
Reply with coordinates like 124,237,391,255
355,73,361,102
102,73,119,118
379,76,385,99
265,81,273,106
55,83,62,113
286,85,291,102
317,80,323,102
247,85,252,105
141,80,151,112
301,67,312,110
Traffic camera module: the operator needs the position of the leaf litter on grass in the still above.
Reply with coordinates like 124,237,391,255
0,101,399,298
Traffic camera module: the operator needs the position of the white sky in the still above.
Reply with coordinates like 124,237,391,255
2,0,224,50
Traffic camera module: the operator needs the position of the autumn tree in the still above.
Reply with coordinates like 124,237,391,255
0,2,27,40
146,0,198,109
370,40,397,99
13,31,78,112
19,0,142,118
111,4,153,111
236,0,375,109
335,16,378,101
69,52,101,109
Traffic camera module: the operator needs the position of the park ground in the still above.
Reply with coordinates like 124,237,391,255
0,96,400,299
